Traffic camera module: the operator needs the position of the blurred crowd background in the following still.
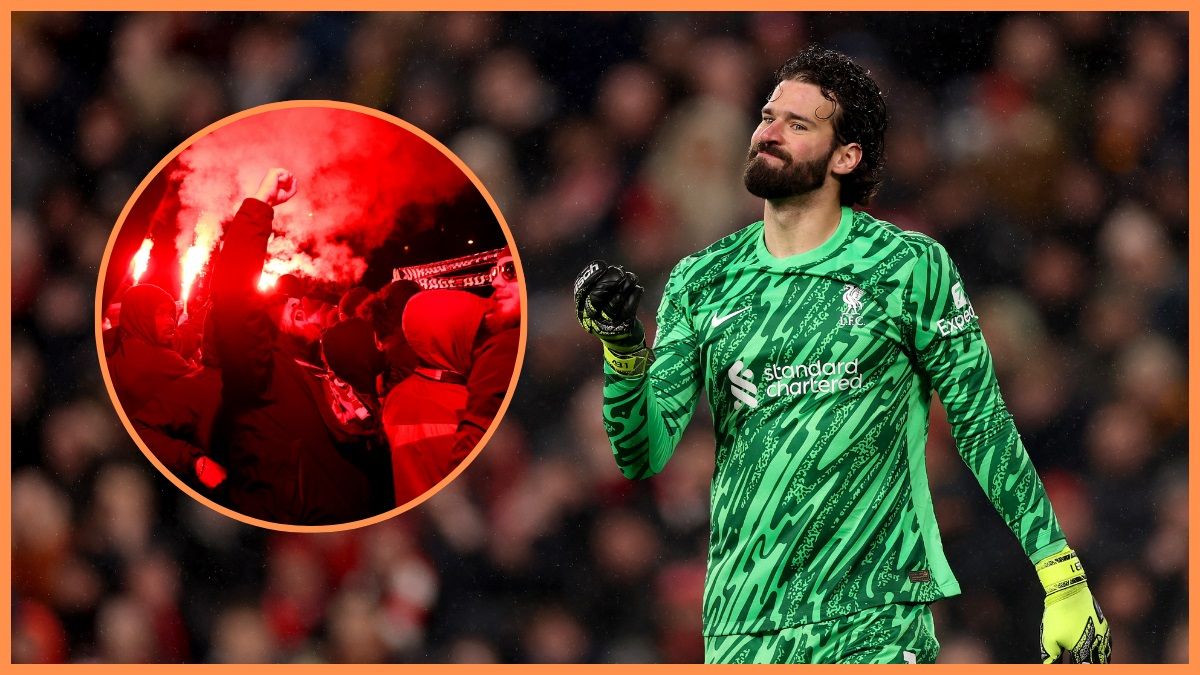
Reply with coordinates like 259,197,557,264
10,12,1188,664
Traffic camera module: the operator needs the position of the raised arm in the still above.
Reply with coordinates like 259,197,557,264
210,169,296,400
576,260,703,479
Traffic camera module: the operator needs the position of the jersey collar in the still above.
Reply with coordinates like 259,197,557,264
753,205,853,269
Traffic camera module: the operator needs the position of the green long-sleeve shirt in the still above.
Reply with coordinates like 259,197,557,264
603,207,1066,637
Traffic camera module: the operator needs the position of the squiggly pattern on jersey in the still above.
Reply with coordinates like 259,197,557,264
703,601,939,663
602,208,1066,637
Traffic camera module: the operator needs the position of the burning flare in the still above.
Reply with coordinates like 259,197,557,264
131,238,153,283
179,245,207,303
258,272,279,292
178,212,221,303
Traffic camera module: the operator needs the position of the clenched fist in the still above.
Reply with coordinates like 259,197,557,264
254,168,298,207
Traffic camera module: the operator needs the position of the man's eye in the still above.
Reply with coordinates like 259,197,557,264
791,123,805,131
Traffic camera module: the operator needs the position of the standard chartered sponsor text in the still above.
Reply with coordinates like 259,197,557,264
762,359,863,397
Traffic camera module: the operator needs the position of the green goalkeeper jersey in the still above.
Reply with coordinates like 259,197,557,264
602,206,1066,637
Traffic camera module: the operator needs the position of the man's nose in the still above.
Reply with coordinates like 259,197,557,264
756,120,784,145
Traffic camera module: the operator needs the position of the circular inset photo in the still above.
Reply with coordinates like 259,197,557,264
96,102,524,530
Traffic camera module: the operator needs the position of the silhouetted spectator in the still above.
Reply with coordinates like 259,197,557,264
106,283,196,416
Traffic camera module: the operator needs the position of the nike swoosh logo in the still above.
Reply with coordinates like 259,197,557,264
711,307,750,328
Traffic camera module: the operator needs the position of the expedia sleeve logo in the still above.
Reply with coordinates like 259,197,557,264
951,282,968,309
934,282,979,337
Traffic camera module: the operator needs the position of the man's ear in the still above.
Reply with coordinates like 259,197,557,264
831,142,863,177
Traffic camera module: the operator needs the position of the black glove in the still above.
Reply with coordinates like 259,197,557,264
574,260,653,376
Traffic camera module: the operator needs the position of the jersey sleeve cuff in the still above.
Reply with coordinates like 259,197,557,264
1030,539,1070,566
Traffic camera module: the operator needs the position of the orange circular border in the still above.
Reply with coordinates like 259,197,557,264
94,100,528,533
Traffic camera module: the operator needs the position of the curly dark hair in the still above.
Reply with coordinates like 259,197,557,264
775,47,888,206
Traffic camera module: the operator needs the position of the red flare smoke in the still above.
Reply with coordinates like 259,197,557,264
171,106,470,290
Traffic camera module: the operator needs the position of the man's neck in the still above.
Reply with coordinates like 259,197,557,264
761,188,845,259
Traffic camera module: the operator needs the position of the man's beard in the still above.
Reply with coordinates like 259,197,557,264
743,141,835,200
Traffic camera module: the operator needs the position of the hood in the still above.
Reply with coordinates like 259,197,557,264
402,289,488,375
119,283,175,346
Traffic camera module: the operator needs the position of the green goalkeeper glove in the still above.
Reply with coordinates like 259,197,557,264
574,260,653,377
1037,546,1111,664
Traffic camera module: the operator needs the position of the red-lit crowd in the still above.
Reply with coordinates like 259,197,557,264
103,169,521,525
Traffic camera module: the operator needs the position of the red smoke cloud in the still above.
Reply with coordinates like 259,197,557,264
172,106,471,288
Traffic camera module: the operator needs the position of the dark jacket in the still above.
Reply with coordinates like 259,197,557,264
107,284,196,416
131,365,222,483
447,326,520,469
210,198,374,525
131,313,223,486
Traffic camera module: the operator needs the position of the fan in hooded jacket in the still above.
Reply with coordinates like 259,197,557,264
107,283,197,417
383,289,489,506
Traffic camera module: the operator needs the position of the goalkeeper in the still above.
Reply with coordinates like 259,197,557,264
574,47,1110,664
